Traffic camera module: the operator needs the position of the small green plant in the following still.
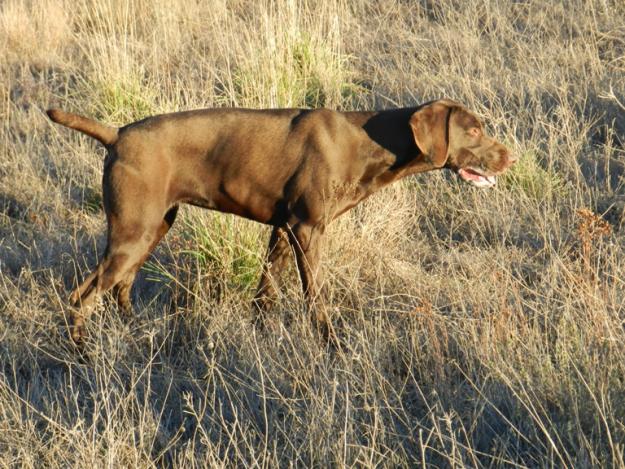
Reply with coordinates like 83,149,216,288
290,36,324,107
181,213,264,292
500,150,568,200
87,73,158,124
227,33,354,109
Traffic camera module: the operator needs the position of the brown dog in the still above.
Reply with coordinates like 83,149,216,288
47,99,516,343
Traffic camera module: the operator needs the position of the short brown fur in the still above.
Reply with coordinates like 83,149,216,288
47,100,516,343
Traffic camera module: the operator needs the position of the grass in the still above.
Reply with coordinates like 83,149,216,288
1,0,625,467
500,150,569,201
223,8,353,108
87,72,158,124
143,213,265,298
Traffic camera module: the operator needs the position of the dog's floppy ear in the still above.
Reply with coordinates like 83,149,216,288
409,101,453,167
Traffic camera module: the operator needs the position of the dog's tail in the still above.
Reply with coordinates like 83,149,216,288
46,109,119,146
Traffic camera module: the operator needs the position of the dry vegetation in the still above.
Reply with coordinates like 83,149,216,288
1,0,625,467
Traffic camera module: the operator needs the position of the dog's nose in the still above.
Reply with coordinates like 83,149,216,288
499,148,517,168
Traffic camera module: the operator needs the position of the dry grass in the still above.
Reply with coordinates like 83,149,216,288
1,0,625,466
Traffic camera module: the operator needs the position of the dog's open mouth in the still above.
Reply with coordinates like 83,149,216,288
458,168,497,188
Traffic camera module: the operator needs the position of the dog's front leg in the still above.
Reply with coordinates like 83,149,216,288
252,226,291,324
288,223,333,340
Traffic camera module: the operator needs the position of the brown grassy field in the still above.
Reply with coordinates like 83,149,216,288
1,0,625,466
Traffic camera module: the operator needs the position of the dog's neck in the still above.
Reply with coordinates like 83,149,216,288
345,108,418,161
344,108,441,192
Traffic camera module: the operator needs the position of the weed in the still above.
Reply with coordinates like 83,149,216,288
226,30,352,108
86,72,158,124
500,150,568,200
180,213,264,292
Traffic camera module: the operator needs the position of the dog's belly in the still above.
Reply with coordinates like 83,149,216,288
211,190,278,224
178,185,286,226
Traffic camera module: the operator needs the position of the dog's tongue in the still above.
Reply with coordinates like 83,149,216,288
458,168,496,188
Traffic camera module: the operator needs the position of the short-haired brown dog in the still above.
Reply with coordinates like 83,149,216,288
47,99,516,343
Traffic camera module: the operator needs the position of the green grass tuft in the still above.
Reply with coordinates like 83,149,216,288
87,73,158,124
181,213,264,292
227,32,353,109
500,150,569,200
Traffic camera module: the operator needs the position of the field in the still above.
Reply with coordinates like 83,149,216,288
1,0,625,466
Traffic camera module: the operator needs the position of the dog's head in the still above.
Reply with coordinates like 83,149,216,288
410,100,516,187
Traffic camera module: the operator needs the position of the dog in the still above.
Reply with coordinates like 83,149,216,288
47,99,516,343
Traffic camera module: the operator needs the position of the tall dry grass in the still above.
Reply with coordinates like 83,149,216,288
1,0,625,466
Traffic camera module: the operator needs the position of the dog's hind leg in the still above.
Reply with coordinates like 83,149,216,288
68,165,175,343
69,222,164,343
112,206,179,316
